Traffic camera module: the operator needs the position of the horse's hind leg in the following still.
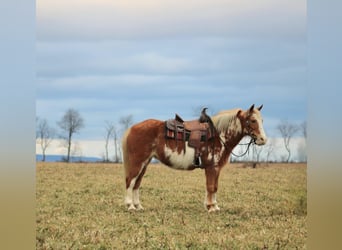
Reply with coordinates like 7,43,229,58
122,122,159,211
132,163,149,210
125,159,150,210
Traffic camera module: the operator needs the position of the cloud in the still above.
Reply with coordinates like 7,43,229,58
37,0,306,41
37,36,305,80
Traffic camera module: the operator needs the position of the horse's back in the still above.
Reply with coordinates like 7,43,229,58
122,119,164,160
127,119,164,141
130,119,163,131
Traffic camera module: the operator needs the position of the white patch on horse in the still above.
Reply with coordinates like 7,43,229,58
164,143,195,169
125,176,137,210
208,132,225,163
207,143,225,164
133,189,143,210
204,191,220,213
251,113,267,145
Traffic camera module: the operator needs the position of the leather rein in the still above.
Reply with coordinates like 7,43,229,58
223,137,255,158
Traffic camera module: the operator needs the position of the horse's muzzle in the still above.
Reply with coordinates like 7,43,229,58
255,136,267,145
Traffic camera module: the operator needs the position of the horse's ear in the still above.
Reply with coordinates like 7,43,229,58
249,104,255,113
257,104,263,111
237,109,243,117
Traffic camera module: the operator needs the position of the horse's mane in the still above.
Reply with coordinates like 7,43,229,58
211,109,240,134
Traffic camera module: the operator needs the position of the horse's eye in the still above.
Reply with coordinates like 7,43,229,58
251,120,257,123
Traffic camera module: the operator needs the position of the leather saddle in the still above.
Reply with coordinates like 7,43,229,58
165,111,215,167
165,114,212,147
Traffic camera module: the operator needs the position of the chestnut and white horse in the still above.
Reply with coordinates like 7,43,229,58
122,105,267,212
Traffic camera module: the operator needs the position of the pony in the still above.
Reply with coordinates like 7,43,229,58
122,104,267,212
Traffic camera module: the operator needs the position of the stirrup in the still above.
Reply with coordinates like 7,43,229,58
193,157,203,168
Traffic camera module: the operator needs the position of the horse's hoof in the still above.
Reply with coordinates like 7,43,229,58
135,204,144,210
127,204,136,211
208,207,216,213
207,204,220,213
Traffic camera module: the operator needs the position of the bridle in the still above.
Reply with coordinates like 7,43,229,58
219,136,255,158
217,113,258,158
230,137,255,158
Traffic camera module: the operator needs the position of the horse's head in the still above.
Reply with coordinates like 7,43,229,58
237,104,267,145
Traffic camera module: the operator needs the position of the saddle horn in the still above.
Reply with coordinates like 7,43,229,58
199,107,209,123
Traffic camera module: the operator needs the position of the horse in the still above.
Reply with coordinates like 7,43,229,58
122,104,267,212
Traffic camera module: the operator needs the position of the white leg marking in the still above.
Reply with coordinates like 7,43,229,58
133,189,144,210
212,194,220,211
208,206,217,213
205,191,220,213
128,204,136,211
125,163,148,211
125,176,137,210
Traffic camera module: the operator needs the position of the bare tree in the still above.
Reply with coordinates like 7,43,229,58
264,138,276,163
276,120,299,162
251,143,263,163
112,126,120,162
297,141,307,162
36,117,55,162
57,108,84,162
104,121,120,162
104,121,115,162
298,121,307,162
119,114,133,132
300,121,307,138
71,142,83,162
118,115,134,163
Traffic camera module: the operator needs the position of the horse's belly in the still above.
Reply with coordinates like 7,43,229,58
163,143,195,170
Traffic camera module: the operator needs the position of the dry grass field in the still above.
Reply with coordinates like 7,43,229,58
36,162,307,249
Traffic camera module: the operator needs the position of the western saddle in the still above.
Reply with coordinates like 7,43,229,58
165,108,215,168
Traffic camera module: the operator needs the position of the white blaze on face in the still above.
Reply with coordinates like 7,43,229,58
164,143,195,169
253,113,267,145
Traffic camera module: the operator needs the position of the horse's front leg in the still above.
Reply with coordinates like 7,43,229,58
204,166,221,212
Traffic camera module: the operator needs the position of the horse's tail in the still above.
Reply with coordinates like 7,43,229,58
122,127,131,183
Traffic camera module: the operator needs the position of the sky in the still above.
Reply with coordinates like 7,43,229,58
36,0,307,158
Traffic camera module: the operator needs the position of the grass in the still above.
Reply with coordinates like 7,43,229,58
36,162,307,249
